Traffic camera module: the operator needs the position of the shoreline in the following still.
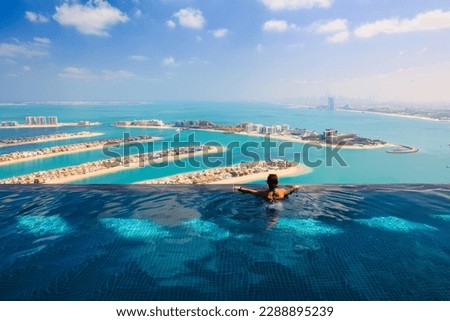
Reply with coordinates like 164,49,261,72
0,137,162,167
0,123,102,129
385,144,419,154
342,109,450,123
234,131,393,150
210,165,310,184
299,139,395,150
171,128,392,150
136,161,311,185
113,124,393,150
0,132,104,147
112,124,175,129
0,145,225,184
50,145,225,184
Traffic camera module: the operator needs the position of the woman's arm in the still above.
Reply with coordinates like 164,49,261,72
234,186,262,195
286,185,300,195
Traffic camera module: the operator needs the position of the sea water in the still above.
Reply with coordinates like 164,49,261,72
0,103,449,300
0,102,449,184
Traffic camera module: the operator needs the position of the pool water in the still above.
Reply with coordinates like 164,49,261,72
0,184,449,300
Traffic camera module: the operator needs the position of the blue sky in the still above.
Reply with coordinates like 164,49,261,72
1,0,450,103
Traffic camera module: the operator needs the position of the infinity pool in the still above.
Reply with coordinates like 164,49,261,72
0,184,449,300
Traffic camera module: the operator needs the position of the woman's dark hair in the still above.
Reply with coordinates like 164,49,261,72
267,174,278,190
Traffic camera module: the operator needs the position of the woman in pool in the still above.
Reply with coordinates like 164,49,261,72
234,173,300,203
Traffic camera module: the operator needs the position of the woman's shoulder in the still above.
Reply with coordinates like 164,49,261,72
275,188,290,197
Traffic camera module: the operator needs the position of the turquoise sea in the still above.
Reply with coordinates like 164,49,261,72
0,102,449,184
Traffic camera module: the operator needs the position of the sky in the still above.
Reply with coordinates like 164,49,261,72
1,0,450,104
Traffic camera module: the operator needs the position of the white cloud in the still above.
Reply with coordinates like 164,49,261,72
326,30,349,43
263,20,294,32
261,0,332,11
314,19,347,33
162,56,176,66
53,0,129,36
0,38,50,59
310,19,349,43
263,20,288,32
59,67,96,80
211,28,228,38
102,70,134,80
33,37,51,45
173,8,205,29
196,36,203,42
25,11,49,23
354,10,450,38
23,66,31,72
58,66,134,80
129,55,149,61
256,43,265,52
166,20,176,29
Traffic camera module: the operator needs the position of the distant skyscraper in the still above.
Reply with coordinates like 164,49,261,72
328,97,335,110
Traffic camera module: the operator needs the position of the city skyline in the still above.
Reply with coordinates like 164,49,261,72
1,1,450,104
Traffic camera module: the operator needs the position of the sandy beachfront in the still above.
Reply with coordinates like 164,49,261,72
210,165,310,184
136,160,311,185
112,124,175,129
294,138,395,150
342,109,450,123
145,127,392,150
0,145,225,184
0,132,104,147
114,124,392,150
0,136,161,166
234,131,393,150
49,145,224,184
0,123,102,129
